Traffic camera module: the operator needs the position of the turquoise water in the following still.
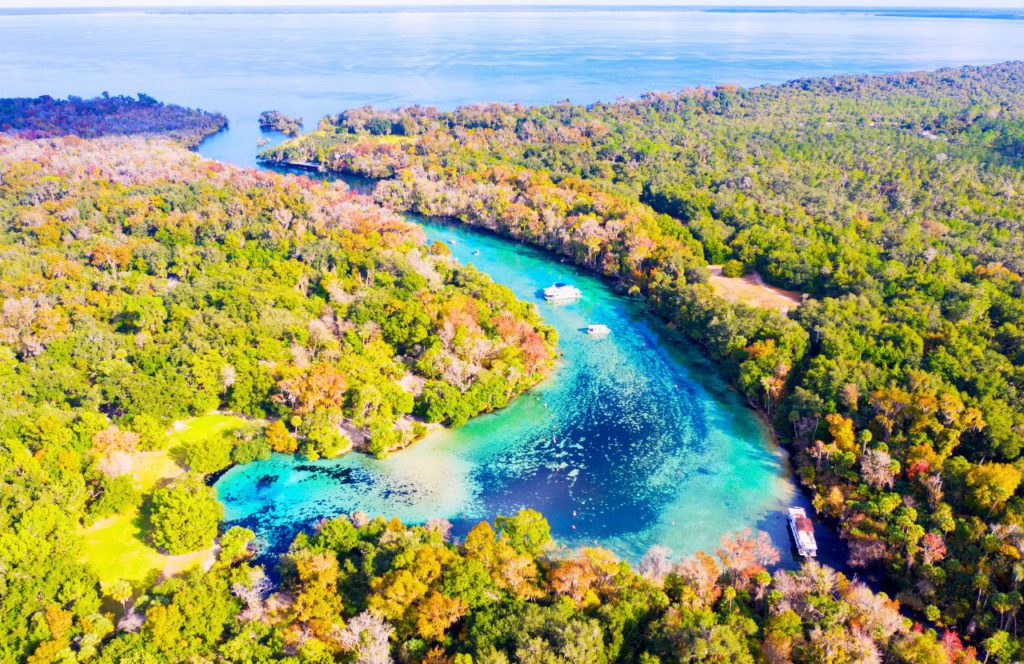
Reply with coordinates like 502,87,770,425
216,216,796,563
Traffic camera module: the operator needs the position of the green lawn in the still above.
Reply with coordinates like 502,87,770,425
81,413,253,587
82,507,165,586
374,134,414,145
168,412,255,449
129,450,181,492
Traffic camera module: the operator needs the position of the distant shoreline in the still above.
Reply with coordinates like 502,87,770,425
1,6,1021,22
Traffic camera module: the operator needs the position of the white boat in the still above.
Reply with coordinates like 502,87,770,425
586,324,611,336
788,507,817,557
543,283,582,302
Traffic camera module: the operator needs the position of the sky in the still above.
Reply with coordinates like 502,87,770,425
2,0,1023,9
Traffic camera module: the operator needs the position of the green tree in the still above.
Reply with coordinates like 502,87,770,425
108,579,134,615
966,463,1022,518
181,435,233,475
217,526,255,565
150,475,223,554
495,509,552,557
297,409,350,460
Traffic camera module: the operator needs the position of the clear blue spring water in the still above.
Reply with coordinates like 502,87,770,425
215,215,796,563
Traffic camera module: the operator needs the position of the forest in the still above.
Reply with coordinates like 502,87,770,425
0,94,228,147
0,96,573,663
4,62,1024,661
260,62,1024,657
75,510,972,664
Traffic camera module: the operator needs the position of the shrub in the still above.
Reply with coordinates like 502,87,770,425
721,259,745,278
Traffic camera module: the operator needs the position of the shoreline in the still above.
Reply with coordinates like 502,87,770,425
258,156,874,575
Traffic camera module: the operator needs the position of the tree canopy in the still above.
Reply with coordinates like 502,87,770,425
0,95,556,661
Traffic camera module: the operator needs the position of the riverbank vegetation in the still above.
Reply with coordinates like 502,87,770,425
87,510,975,663
263,61,1024,652
0,126,555,457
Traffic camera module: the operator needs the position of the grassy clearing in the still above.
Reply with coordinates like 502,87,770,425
375,134,414,145
169,412,254,449
82,508,218,586
82,509,159,586
81,413,252,586
128,450,182,492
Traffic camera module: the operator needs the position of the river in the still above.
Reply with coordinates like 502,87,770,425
215,208,810,565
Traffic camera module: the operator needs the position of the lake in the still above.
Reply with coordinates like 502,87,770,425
4,5,1020,566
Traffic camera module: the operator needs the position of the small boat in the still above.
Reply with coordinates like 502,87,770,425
586,324,611,336
788,507,817,557
543,283,582,302
473,250,480,256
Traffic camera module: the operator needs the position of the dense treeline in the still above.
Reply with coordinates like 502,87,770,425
0,93,228,147
0,135,554,456
89,510,976,663
264,62,1024,651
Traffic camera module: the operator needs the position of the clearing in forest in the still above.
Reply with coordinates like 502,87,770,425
80,413,252,585
707,265,805,314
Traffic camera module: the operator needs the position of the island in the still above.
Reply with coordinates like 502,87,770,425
258,109,303,136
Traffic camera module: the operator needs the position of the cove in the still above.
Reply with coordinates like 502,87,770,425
215,213,802,564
